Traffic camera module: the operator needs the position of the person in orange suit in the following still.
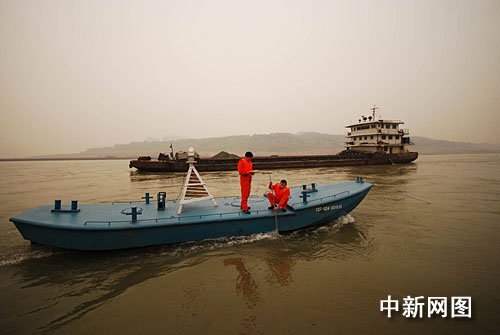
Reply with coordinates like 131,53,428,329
267,179,290,212
238,152,255,214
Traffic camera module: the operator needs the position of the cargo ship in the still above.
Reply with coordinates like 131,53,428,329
129,106,418,172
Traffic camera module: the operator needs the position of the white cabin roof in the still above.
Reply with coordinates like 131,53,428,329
345,119,404,128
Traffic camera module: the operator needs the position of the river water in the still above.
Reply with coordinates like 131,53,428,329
0,154,499,334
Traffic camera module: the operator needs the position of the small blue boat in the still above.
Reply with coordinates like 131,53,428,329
9,178,372,251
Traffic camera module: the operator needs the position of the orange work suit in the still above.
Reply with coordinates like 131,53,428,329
267,183,290,210
238,158,253,211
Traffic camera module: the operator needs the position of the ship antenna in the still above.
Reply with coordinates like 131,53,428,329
371,104,379,120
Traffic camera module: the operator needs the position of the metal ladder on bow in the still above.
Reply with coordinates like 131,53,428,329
177,147,218,215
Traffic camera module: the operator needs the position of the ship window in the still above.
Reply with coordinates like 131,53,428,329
382,135,386,139
371,125,375,128
385,125,390,129
364,136,367,140
389,135,393,139
395,135,399,139
392,125,397,129
370,135,374,139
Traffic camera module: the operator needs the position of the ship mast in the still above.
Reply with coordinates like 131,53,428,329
371,104,379,121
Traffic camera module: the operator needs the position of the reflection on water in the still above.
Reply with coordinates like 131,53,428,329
223,218,370,304
223,256,260,333
2,216,368,334
219,219,369,334
224,258,260,307
265,247,295,286
277,216,371,262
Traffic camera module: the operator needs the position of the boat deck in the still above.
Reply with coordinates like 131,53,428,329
11,182,366,230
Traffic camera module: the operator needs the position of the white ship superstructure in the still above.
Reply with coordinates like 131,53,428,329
345,106,413,154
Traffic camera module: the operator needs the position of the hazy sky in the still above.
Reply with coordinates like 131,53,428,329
1,0,499,157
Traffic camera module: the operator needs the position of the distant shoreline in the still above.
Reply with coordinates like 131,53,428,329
0,157,134,162
2,133,499,161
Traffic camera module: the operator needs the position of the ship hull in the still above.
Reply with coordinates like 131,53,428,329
10,181,372,251
129,152,418,172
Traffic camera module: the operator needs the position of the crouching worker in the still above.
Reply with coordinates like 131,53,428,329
267,179,290,212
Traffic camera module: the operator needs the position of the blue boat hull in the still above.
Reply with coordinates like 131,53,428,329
10,180,372,251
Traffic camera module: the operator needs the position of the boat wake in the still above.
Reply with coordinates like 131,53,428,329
156,216,356,259
165,231,281,256
167,215,356,256
286,214,356,240
0,248,59,267
337,213,356,225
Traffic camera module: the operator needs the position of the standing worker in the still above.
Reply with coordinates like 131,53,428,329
238,152,255,214
267,179,290,212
